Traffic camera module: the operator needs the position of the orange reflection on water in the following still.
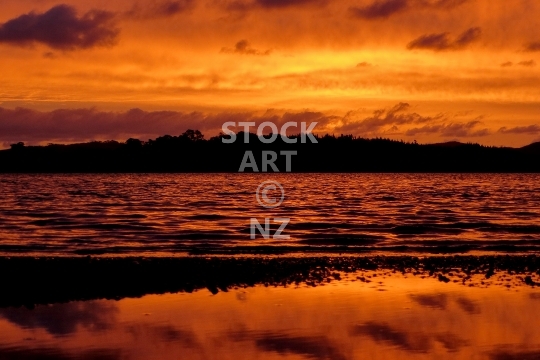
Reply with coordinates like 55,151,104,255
0,274,539,359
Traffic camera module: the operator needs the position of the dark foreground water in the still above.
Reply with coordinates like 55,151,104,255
1,174,540,255
0,272,539,360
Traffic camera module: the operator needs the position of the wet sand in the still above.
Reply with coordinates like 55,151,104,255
1,255,539,308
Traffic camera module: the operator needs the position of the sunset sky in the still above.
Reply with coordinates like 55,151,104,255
0,0,539,147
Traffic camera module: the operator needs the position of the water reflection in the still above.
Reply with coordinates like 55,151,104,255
350,322,435,353
410,293,449,310
0,302,118,336
0,274,538,359
231,331,347,360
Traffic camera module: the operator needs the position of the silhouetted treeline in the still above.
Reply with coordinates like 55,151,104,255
1,130,540,172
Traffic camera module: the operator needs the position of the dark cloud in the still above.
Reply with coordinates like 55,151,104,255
349,0,469,20
525,41,540,52
426,0,470,8
408,32,452,51
0,301,118,336
225,0,326,11
0,104,490,146
498,125,540,135
0,5,119,50
43,51,57,59
221,40,271,55
405,121,490,137
454,27,482,47
0,107,333,145
356,61,372,67
407,27,481,51
125,0,194,19
349,0,408,19
335,102,442,134
518,60,536,67
255,0,325,7
0,107,205,144
225,1,252,11
501,60,536,67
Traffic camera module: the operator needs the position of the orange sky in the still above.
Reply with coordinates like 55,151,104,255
0,0,539,147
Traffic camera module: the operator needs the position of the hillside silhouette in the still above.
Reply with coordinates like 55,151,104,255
1,130,540,172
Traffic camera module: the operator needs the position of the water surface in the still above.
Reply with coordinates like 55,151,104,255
1,173,540,255
0,273,538,360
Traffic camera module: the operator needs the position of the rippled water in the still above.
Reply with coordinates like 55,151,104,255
1,173,540,256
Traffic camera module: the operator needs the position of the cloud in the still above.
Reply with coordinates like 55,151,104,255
0,107,205,144
492,59,535,71
356,61,373,67
0,104,499,146
0,4,119,50
0,107,333,145
335,102,443,135
255,0,326,7
426,0,470,8
498,125,540,135
407,27,481,51
405,120,490,137
349,0,469,20
43,51,57,59
349,0,408,19
518,60,536,67
525,41,540,52
408,32,452,51
225,0,326,11
221,40,271,55
454,27,482,47
125,0,194,19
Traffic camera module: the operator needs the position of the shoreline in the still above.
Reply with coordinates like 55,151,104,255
1,255,539,308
